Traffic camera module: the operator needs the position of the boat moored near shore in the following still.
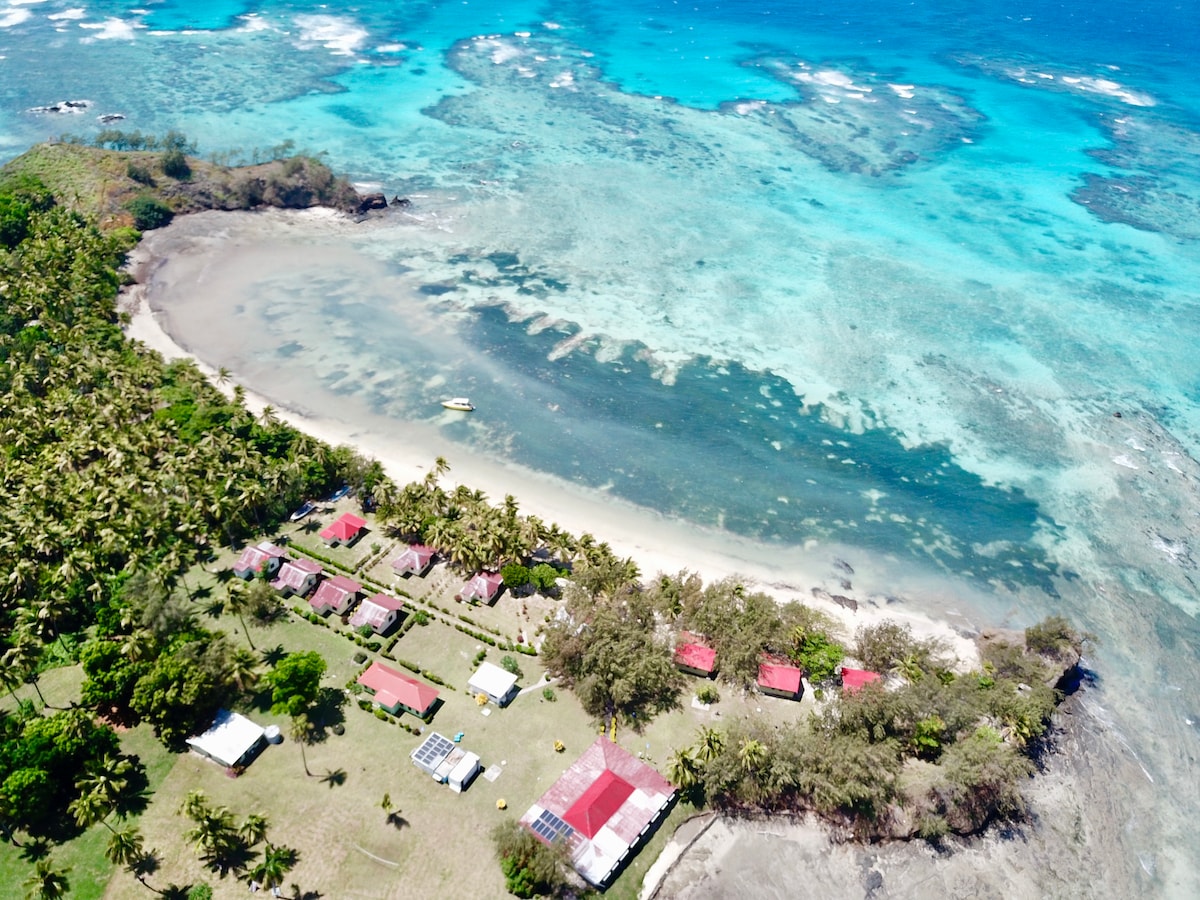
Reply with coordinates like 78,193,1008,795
441,398,475,411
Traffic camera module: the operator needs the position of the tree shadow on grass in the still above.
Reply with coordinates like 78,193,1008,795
307,687,347,743
319,768,347,788
18,838,51,862
261,644,288,667
203,599,226,620
385,812,410,831
113,755,153,818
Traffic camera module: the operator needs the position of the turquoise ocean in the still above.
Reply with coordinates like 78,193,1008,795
3,0,1200,892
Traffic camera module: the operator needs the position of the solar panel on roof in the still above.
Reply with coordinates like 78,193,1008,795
531,809,574,844
412,733,454,769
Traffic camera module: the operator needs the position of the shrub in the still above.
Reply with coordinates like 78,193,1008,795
397,658,420,673
366,640,381,651
161,147,190,178
501,655,522,679
125,194,173,230
126,162,154,185
187,886,213,900
353,651,367,664
1025,616,1078,655
413,610,430,626
373,708,389,721
357,624,374,638
357,698,371,711
696,684,720,705
542,687,556,702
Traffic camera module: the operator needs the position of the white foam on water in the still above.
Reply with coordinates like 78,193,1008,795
293,13,367,57
0,8,31,27
78,17,142,41
47,6,85,21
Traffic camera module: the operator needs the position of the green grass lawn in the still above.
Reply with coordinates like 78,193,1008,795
4,519,812,900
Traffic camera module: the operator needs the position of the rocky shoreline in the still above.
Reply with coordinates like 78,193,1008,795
643,689,1161,899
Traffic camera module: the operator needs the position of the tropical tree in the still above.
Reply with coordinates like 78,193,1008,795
667,747,701,793
289,713,313,777
239,813,270,847
106,826,162,894
738,738,767,773
22,858,70,900
694,726,725,764
248,843,297,893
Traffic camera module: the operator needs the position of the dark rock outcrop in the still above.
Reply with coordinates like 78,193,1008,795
356,192,388,213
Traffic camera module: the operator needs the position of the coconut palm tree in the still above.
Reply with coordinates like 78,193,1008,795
239,813,270,847
68,789,117,834
3,629,49,708
667,747,701,792
290,713,313,777
228,647,262,694
106,826,163,894
77,754,134,810
249,843,296,894
738,738,767,774
23,857,70,900
694,726,725,764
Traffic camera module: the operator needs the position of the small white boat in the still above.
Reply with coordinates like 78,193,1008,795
441,397,475,411
289,500,316,522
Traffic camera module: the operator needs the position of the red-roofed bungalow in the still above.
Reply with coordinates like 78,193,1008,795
357,661,440,719
757,657,804,700
348,592,404,634
458,571,504,605
391,544,437,578
270,558,322,597
232,541,288,580
519,737,675,887
320,512,367,547
309,574,362,617
840,667,882,693
674,632,717,678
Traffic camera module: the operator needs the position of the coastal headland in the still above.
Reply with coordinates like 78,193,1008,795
0,143,1151,898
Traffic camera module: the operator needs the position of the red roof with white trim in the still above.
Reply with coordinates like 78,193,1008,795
460,571,504,601
356,661,439,714
519,737,675,886
309,575,362,613
348,592,404,630
320,512,367,543
270,557,322,591
391,544,436,575
233,541,287,575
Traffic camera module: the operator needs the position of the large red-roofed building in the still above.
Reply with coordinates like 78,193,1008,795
519,737,675,887
357,661,440,719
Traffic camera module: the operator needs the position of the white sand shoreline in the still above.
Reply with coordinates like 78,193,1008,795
121,214,981,669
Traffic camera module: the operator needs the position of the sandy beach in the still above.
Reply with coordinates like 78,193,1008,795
120,209,983,670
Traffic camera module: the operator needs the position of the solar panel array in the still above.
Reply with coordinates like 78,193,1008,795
412,733,454,769
531,809,575,844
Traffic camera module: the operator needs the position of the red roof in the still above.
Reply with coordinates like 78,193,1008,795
348,593,404,630
270,558,322,591
674,642,717,674
519,737,675,886
757,660,803,694
841,668,882,693
233,541,287,575
320,512,367,543
460,571,504,601
564,769,635,839
357,661,439,714
309,575,362,612
391,544,436,574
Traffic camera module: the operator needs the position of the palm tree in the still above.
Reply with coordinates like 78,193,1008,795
228,647,262,694
694,726,725,764
226,583,258,649
3,631,48,708
737,738,767,774
249,843,296,893
23,858,70,900
178,790,210,822
76,753,134,811
106,826,162,894
667,747,701,791
290,713,313,777
239,813,270,847
69,787,117,834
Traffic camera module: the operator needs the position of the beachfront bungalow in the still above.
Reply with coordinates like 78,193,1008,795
392,544,437,578
757,657,805,701
674,632,717,678
309,574,362,617
519,737,676,888
232,541,288,580
271,558,323,597
320,512,367,547
185,709,267,771
458,571,504,605
357,661,440,719
348,592,404,634
468,661,520,707
839,667,882,693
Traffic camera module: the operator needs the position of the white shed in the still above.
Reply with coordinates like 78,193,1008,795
447,751,482,793
185,709,267,769
468,662,519,707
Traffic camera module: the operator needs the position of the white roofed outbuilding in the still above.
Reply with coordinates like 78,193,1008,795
468,661,519,707
185,709,267,770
